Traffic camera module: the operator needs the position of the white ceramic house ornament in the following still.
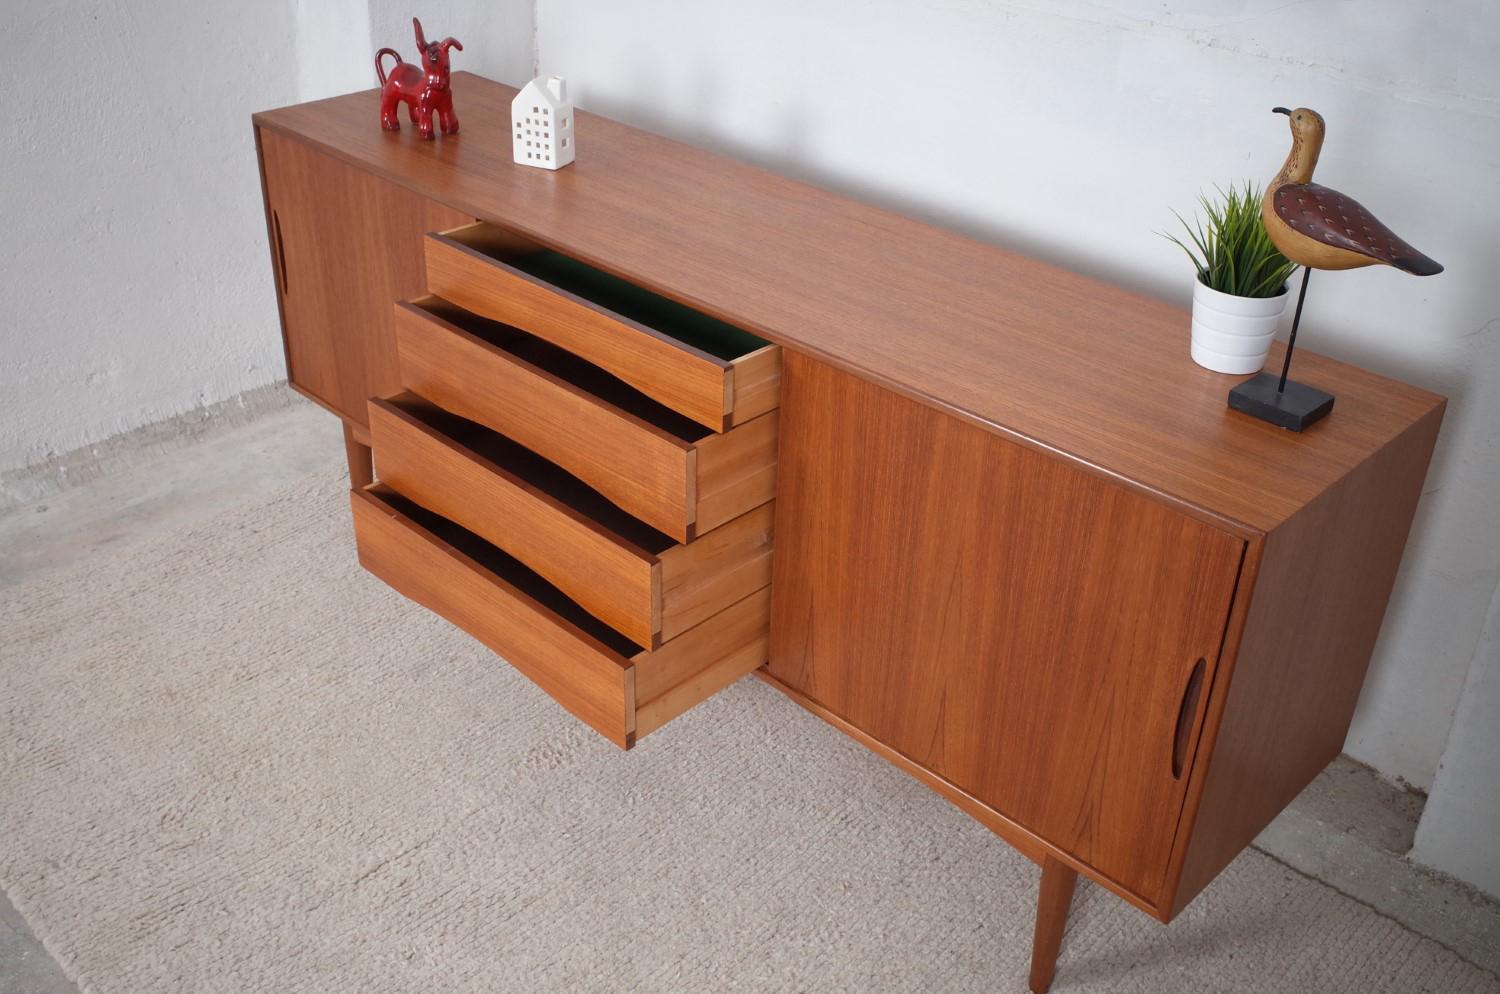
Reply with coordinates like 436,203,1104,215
512,77,575,170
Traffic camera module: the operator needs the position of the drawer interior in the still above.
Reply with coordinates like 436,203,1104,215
380,393,677,558
408,296,712,443
373,487,641,658
442,223,769,360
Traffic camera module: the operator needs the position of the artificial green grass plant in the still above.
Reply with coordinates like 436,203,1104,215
1164,183,1298,299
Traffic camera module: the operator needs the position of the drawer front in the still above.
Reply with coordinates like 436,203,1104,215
425,223,780,431
352,486,772,748
394,298,699,542
394,299,781,543
352,485,637,747
370,394,777,650
369,395,662,648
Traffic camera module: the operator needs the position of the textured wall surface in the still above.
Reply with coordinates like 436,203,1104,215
0,0,533,490
534,0,1499,888
1,1,299,482
1414,585,1500,895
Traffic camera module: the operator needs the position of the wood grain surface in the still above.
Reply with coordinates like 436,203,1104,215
258,77,1447,968
658,502,774,643
767,354,1245,908
254,74,1443,535
369,392,774,649
1166,402,1445,914
342,423,374,490
354,486,774,748
392,296,700,541
256,126,470,426
368,394,666,647
727,344,783,427
693,411,779,535
1029,856,1079,994
634,587,771,738
754,668,1046,866
394,297,777,542
426,224,742,430
352,485,637,747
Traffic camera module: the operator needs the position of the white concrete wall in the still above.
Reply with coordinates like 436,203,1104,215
368,0,535,88
535,0,1500,887
0,0,297,484
0,0,533,490
1414,582,1500,895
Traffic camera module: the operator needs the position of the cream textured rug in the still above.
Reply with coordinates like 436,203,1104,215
2,466,1497,994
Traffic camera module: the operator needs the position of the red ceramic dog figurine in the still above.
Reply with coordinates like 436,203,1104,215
375,18,462,140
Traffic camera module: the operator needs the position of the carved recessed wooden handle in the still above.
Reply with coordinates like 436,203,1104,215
1172,658,1207,780
272,210,289,295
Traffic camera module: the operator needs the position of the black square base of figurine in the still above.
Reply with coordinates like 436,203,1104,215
1228,372,1335,432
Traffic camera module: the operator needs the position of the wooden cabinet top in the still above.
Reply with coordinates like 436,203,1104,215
254,73,1442,536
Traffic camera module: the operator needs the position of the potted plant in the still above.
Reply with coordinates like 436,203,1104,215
1165,183,1298,374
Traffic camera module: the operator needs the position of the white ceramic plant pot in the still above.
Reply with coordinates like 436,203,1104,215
1189,279,1289,375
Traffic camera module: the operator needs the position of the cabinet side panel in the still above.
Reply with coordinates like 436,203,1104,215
1169,404,1444,915
768,353,1243,907
257,128,471,424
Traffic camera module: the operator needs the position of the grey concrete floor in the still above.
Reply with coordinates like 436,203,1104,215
0,397,338,590
0,893,73,994
1258,758,1500,976
1,390,1497,988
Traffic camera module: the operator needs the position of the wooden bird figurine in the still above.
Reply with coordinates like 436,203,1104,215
1227,106,1445,432
1262,107,1443,275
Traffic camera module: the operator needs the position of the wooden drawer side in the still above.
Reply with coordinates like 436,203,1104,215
729,344,783,427
634,587,772,739
695,410,779,535
658,502,774,642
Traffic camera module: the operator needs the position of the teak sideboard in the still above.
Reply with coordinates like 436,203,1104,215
252,73,1443,992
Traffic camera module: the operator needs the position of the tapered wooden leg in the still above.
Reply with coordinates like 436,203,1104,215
342,423,374,490
1028,855,1078,994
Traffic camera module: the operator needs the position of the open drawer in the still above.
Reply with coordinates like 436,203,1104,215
424,222,780,431
368,393,774,649
393,296,777,543
352,485,771,748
